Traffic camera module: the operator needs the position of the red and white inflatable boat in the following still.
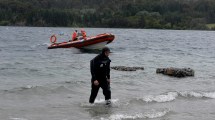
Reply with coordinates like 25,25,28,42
48,33,115,49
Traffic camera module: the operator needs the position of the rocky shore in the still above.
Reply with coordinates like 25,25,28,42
156,67,194,78
111,66,194,78
111,66,144,71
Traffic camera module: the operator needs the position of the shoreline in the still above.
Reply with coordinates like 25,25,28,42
1,25,215,31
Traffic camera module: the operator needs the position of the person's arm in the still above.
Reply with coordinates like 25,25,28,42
90,59,97,82
107,61,110,82
91,59,100,85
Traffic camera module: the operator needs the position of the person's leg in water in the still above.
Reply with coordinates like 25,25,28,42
101,82,111,105
89,84,100,104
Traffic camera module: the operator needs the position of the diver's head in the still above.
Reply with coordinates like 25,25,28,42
102,47,110,57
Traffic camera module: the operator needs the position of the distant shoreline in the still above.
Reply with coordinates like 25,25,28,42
1,0,215,31
1,25,215,31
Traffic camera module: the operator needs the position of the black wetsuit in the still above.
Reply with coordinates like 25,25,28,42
89,53,111,103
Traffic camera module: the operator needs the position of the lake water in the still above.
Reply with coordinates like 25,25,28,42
0,26,215,120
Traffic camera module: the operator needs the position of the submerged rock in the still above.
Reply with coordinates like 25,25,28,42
156,67,194,78
111,66,144,71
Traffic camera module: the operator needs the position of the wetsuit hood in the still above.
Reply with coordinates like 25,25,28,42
101,47,110,56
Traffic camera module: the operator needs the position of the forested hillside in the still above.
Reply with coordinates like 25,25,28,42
0,0,215,30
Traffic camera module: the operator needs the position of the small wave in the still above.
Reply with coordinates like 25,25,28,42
51,86,73,93
14,62,23,65
160,48,171,51
31,43,50,48
2,85,72,95
23,68,40,72
81,99,119,108
136,91,215,103
179,91,215,99
142,92,178,103
112,47,127,51
10,118,28,120
2,85,43,93
0,62,23,67
0,67,16,70
40,43,50,46
98,109,170,120
191,46,203,50
95,99,119,104
64,80,87,85
20,85,35,89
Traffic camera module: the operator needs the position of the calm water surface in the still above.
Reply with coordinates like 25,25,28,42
0,26,215,120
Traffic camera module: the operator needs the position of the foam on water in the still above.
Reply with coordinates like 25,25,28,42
142,92,178,103
81,99,119,108
98,109,170,120
94,99,119,104
138,91,215,103
179,91,215,99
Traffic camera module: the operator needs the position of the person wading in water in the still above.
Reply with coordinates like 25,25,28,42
89,47,111,105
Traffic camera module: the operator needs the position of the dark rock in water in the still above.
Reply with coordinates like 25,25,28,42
111,66,144,71
156,67,194,78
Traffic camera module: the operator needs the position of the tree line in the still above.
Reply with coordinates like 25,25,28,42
0,0,215,30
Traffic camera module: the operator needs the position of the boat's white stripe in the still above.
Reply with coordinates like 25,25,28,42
81,41,109,49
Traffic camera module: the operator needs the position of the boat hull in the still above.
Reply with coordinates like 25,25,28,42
82,41,109,49
48,33,115,49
